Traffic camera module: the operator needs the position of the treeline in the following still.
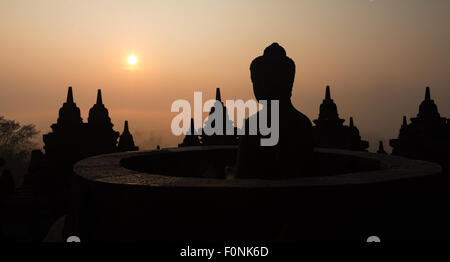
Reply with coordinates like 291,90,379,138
0,116,38,188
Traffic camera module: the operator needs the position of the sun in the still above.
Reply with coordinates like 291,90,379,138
127,55,137,65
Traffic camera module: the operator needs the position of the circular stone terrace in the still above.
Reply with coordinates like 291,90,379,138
75,146,441,188
65,146,446,241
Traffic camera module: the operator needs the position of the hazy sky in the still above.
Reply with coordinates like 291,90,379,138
1,0,449,151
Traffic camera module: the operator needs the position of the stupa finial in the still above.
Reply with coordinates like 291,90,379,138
216,88,221,102
325,85,331,100
124,120,129,133
96,89,103,105
67,86,74,103
425,86,431,101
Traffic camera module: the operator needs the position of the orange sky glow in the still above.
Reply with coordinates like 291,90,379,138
1,0,449,152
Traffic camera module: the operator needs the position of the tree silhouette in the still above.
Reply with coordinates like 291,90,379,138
0,116,38,185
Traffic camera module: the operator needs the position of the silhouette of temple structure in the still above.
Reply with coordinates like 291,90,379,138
312,86,369,151
85,90,120,155
377,141,387,154
199,88,238,146
178,118,201,147
390,87,450,168
42,87,128,160
27,86,138,209
43,86,85,163
118,121,139,152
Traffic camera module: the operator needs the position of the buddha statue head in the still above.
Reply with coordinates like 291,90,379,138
250,43,296,101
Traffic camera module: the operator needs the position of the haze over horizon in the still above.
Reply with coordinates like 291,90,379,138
1,0,449,152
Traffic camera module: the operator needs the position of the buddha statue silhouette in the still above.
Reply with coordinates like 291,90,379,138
232,43,314,179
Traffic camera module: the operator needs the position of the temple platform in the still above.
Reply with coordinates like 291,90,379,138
65,146,447,242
